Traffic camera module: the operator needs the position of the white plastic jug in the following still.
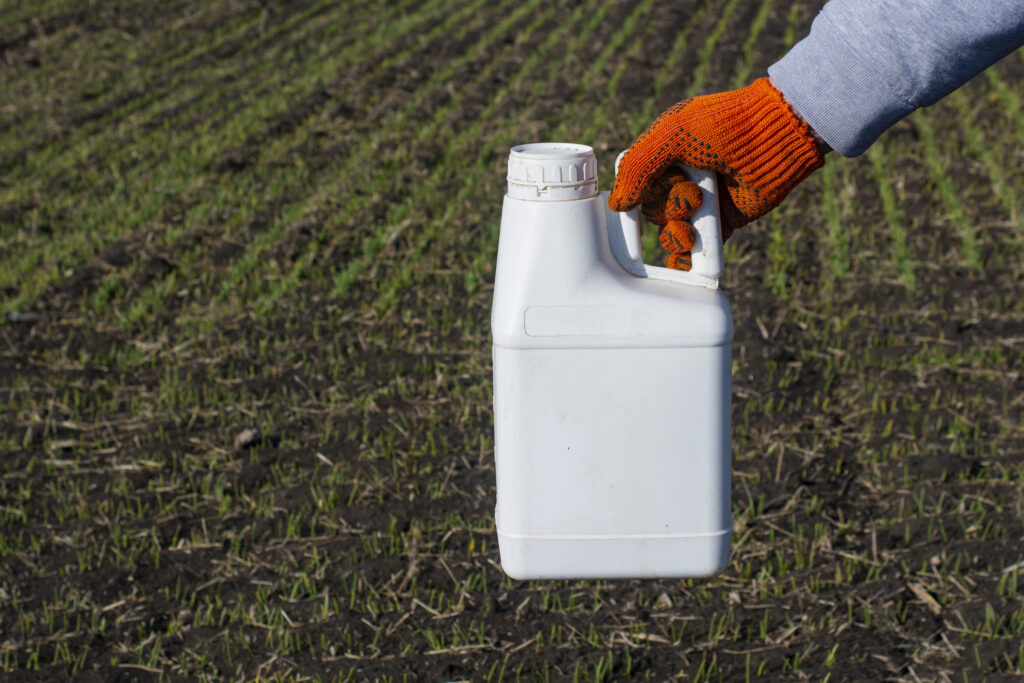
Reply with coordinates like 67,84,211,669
491,142,733,579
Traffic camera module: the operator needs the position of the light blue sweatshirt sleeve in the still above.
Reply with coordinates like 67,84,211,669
767,0,1024,156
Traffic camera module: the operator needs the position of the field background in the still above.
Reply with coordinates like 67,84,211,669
2,0,1024,680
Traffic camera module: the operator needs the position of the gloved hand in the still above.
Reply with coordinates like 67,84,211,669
609,77,826,270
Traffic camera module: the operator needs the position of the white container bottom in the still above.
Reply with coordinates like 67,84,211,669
497,528,731,580
493,345,731,580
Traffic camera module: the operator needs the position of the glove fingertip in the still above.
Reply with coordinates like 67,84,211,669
659,220,696,252
669,181,702,215
608,190,638,212
666,252,693,271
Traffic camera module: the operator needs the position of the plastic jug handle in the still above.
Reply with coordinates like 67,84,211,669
609,152,723,289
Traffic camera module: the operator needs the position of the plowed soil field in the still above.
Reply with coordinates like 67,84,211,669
2,1,1024,680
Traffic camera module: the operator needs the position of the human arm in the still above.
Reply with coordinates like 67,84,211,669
610,0,1024,269
769,0,1024,157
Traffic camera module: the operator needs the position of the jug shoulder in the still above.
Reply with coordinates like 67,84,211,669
492,192,732,350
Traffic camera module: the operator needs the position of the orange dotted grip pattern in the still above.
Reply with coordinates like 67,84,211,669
610,78,825,270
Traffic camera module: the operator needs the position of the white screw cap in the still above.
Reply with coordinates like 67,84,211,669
507,143,598,201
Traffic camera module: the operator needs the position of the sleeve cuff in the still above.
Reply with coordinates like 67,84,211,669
767,12,916,157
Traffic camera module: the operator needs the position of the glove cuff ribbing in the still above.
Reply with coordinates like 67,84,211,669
714,78,824,219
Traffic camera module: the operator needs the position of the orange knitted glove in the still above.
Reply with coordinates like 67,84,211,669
609,78,825,270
